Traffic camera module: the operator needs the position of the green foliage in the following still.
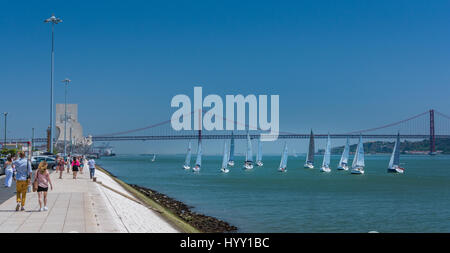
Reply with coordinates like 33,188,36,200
0,148,18,157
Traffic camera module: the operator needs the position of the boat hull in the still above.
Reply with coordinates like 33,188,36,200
227,161,235,167
337,165,349,171
183,165,190,170
278,167,287,172
256,161,263,167
320,167,331,173
304,163,314,169
351,167,365,174
221,168,230,173
243,163,254,170
387,167,404,174
193,166,201,172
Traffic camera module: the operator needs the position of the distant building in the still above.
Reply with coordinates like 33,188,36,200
55,104,83,143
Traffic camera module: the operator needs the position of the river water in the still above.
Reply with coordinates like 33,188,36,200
97,154,450,232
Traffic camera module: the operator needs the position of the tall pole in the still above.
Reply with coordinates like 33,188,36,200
2,112,7,148
62,78,71,158
45,14,62,153
429,109,436,155
31,128,35,153
70,127,73,155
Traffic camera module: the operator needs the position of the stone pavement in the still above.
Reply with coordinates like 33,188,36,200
0,166,179,233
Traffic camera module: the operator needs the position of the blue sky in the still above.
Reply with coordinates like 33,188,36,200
1,0,449,154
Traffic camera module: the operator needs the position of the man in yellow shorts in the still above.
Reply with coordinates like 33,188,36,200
13,152,32,211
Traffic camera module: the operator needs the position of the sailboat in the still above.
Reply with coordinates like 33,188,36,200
351,135,365,174
183,141,192,170
388,133,404,174
193,139,202,172
304,130,315,169
151,154,156,162
278,142,288,172
220,141,230,173
256,137,263,166
243,132,254,170
337,137,350,171
227,132,235,166
320,134,331,173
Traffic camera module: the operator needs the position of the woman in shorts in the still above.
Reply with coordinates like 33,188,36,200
72,157,80,179
34,161,53,211
56,156,65,179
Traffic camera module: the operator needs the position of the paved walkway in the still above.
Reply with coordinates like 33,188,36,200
0,167,179,233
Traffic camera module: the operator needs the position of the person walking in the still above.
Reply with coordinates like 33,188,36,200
66,155,71,173
88,158,96,180
13,151,32,211
33,160,53,211
79,156,84,174
72,157,80,179
4,155,14,188
56,156,65,179
82,156,88,175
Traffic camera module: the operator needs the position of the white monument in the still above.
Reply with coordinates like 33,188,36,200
55,104,83,143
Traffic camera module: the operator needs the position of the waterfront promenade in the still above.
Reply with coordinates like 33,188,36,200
0,168,179,233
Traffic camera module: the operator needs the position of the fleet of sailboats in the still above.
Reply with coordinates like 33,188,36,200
278,142,288,172
387,133,404,174
337,138,350,171
174,131,406,175
243,132,254,170
304,130,315,169
351,135,365,174
320,134,331,173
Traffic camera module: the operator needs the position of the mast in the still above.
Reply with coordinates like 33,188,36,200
389,133,400,168
339,137,350,166
356,135,365,167
184,141,192,166
222,141,228,169
195,139,202,167
245,132,253,162
306,129,315,163
229,131,235,162
322,134,331,167
256,137,262,162
280,142,288,168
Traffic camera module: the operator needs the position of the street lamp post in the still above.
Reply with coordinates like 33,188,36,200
2,112,7,148
62,78,71,158
44,13,62,153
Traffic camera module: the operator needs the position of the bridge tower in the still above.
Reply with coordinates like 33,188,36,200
429,109,436,155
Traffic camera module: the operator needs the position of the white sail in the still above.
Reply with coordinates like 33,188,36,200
256,138,262,162
305,130,315,164
279,142,288,169
228,132,235,163
221,141,228,169
152,154,156,162
322,134,331,168
195,140,202,167
339,138,350,166
245,133,253,162
389,133,400,169
184,141,192,167
352,135,365,168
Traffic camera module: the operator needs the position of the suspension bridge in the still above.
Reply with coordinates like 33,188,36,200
8,109,450,154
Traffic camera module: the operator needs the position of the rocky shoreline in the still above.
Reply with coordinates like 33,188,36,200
129,184,238,233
